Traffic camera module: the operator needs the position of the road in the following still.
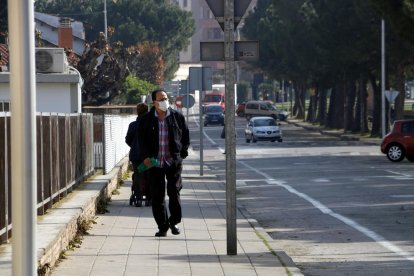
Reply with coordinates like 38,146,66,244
188,115,414,276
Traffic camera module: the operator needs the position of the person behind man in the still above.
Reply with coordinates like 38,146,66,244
125,103,150,206
138,89,190,237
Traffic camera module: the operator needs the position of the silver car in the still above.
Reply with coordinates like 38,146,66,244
245,116,283,143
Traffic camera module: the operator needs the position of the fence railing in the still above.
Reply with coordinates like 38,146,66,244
93,114,135,174
0,112,94,243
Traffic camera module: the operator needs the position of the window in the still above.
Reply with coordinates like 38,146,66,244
0,101,10,112
246,103,258,109
402,122,414,134
183,0,187,7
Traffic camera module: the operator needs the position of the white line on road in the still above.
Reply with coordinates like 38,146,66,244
239,160,414,263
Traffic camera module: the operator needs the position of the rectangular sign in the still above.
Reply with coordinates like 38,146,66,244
200,41,259,61
235,41,259,61
200,42,224,61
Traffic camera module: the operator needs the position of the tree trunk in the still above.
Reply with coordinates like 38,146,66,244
316,85,327,126
353,75,369,134
294,82,305,119
394,63,406,120
370,74,381,137
327,79,345,129
344,80,356,132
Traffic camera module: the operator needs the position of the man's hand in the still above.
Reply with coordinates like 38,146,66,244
143,158,152,167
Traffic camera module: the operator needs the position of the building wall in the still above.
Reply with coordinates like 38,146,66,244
0,73,81,113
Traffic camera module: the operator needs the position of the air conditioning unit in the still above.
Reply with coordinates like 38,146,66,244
35,48,68,73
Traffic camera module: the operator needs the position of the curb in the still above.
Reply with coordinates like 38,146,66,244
238,207,304,276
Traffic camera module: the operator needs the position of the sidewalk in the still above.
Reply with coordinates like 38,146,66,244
286,119,382,145
50,151,302,276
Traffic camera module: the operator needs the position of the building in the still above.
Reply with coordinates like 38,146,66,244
35,12,86,56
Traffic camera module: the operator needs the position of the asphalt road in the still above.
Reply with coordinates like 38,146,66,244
189,116,414,276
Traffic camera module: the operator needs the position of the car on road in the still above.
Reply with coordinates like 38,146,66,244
381,119,414,162
244,100,288,121
203,104,224,126
245,116,283,143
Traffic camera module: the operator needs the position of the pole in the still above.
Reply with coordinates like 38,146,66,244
8,0,37,275
224,0,237,255
381,19,386,137
104,0,108,40
198,90,204,175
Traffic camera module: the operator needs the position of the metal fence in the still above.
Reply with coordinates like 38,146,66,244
0,112,94,243
93,114,135,174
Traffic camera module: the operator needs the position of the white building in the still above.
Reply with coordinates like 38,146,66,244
0,71,82,113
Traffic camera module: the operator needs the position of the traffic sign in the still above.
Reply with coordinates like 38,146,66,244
385,90,399,103
200,41,259,61
181,94,195,108
205,0,252,30
175,96,183,108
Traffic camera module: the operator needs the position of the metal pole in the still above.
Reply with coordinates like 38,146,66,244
104,0,108,40
381,19,386,137
224,0,237,255
198,90,203,176
186,92,189,123
8,0,37,275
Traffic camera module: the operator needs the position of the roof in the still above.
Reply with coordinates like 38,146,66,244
0,44,8,67
249,116,276,121
35,12,84,39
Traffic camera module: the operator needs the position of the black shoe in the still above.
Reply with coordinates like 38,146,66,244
170,225,180,235
155,230,167,237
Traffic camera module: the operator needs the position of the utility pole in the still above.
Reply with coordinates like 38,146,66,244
224,0,237,255
203,0,254,256
381,19,386,137
104,0,108,40
8,0,37,275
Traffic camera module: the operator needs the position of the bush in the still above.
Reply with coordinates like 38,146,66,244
124,75,157,104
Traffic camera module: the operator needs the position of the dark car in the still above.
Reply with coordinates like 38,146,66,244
203,104,225,126
381,119,414,162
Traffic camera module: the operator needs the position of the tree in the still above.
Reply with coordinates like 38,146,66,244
35,0,195,80
0,0,7,41
123,75,157,104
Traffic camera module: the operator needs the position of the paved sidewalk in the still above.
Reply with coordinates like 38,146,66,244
51,152,302,276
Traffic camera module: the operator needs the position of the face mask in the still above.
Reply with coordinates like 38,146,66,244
158,100,169,112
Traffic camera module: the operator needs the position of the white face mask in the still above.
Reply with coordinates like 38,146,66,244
158,100,169,112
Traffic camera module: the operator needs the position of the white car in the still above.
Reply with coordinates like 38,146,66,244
245,116,283,143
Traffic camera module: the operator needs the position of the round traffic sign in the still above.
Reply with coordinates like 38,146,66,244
175,96,183,108
181,94,195,108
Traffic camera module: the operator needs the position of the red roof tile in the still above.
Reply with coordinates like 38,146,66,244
0,44,8,66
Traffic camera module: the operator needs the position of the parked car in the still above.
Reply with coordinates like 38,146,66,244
245,116,283,143
236,102,246,117
203,104,225,126
244,100,288,121
380,119,414,162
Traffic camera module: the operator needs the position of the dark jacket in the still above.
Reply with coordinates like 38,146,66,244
138,107,190,163
125,116,142,162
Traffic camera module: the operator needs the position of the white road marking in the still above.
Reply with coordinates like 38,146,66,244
386,170,412,177
312,178,330,182
239,160,414,263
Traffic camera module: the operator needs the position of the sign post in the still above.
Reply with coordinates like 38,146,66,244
223,0,237,256
205,0,252,255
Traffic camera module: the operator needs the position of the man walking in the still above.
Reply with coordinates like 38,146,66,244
138,89,190,237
